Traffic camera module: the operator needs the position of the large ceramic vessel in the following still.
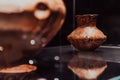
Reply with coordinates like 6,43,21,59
0,0,66,69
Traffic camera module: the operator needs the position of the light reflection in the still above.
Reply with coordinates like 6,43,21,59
54,56,60,61
54,78,59,80
29,60,34,64
30,39,36,45
0,46,4,52
37,78,47,80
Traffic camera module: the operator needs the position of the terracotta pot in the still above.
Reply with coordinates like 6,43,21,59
67,14,107,51
0,0,66,71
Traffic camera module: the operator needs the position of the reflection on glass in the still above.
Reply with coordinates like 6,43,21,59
68,52,107,80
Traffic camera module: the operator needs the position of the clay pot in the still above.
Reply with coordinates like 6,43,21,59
0,0,66,72
67,14,107,51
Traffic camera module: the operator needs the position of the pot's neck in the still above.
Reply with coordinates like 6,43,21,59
76,14,97,27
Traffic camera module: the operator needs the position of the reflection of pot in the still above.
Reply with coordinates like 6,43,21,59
0,0,66,72
68,52,107,80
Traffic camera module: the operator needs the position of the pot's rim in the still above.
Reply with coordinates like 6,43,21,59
76,14,98,17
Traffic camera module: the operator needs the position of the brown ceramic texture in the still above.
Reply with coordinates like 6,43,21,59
0,0,66,69
0,64,37,73
67,14,107,51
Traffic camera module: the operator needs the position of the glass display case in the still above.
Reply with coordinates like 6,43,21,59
44,0,120,80
0,0,120,80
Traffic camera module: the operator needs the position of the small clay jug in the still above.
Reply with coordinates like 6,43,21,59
67,14,107,51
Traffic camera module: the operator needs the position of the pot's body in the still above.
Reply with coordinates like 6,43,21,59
0,0,66,68
67,14,106,51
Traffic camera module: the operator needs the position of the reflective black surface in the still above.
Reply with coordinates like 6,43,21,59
1,45,120,80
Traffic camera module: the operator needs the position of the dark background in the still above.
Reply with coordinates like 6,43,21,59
47,0,120,47
47,0,74,46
